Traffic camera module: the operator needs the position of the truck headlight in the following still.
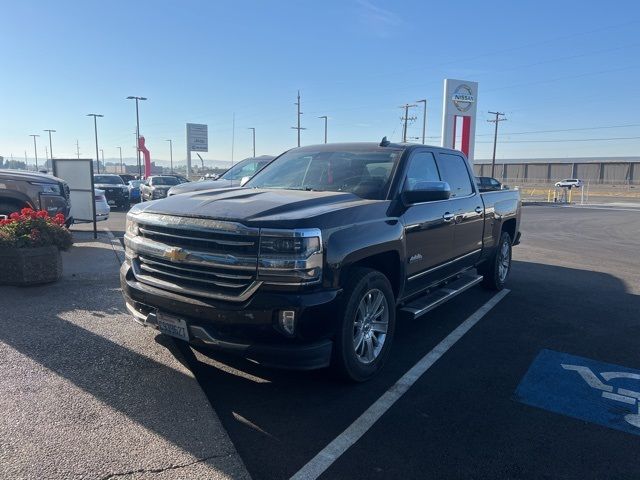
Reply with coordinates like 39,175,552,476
258,229,322,285
125,215,139,236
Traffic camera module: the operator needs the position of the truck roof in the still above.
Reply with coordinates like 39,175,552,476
0,169,62,183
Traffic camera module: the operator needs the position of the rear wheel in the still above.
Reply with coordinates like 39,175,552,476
332,268,396,382
480,231,512,290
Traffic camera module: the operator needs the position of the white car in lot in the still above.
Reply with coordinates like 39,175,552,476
555,178,583,188
95,188,110,221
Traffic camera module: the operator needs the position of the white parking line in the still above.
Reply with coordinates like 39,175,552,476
105,228,125,264
290,289,510,480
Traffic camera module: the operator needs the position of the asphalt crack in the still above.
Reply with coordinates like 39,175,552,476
98,452,236,479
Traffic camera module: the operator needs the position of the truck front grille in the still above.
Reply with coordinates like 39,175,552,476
127,213,261,302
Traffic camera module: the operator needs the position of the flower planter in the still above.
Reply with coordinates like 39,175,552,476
0,246,63,286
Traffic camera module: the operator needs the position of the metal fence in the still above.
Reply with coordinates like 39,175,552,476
473,162,639,186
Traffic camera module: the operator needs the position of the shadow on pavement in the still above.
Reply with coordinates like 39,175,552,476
179,260,640,480
0,265,242,478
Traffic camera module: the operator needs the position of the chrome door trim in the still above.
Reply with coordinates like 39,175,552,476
407,248,482,281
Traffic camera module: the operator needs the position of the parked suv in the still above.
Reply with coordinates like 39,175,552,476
0,169,71,223
476,176,504,192
555,178,583,188
140,176,180,201
94,174,130,209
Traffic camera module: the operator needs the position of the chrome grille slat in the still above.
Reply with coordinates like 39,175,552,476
138,255,253,281
138,227,255,247
138,262,246,289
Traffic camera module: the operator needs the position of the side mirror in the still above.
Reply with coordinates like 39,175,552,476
401,181,451,205
240,176,250,187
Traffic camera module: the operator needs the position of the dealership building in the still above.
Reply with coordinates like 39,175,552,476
472,156,640,185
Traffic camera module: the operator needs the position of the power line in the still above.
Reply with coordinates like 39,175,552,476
476,136,640,144
475,123,640,137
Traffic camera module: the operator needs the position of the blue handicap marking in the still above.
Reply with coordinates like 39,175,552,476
515,349,640,436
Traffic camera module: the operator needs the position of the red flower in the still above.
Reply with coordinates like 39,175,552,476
36,210,49,219
9,212,19,220
53,213,66,225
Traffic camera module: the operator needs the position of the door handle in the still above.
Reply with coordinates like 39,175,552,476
475,206,483,214
443,212,454,222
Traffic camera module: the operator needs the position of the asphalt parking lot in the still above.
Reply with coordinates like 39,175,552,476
81,205,640,480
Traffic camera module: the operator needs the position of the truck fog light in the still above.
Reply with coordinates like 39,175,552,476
278,310,296,335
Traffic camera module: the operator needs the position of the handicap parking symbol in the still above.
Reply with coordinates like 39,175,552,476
515,349,640,436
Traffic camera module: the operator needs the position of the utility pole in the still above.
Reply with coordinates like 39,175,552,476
76,140,80,159
29,134,40,169
415,100,427,144
487,111,507,178
87,113,103,174
165,139,173,173
248,128,256,158
43,129,56,160
126,96,147,177
117,146,123,173
291,90,306,147
399,103,417,143
318,116,328,143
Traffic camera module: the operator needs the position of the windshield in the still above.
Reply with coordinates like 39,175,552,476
245,147,403,200
151,176,179,186
221,158,268,181
94,175,124,185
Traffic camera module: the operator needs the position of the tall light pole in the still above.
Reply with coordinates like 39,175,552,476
318,116,328,144
487,111,507,178
126,96,147,177
29,134,40,170
247,128,255,157
87,113,103,174
117,146,123,173
43,129,56,160
416,100,427,144
165,139,173,173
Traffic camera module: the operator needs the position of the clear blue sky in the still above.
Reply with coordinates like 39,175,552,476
1,0,639,166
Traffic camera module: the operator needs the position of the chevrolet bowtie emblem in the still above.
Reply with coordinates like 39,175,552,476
164,247,189,262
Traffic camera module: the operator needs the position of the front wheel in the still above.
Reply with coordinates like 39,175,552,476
480,231,512,290
332,268,396,382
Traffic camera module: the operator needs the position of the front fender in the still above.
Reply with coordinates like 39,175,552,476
324,218,405,289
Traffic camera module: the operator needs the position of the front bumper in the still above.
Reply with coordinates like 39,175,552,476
120,262,340,370
103,188,129,205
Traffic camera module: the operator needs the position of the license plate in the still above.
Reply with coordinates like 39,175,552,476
107,200,116,205
156,312,190,341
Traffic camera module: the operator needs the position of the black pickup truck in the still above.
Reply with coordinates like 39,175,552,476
121,141,521,381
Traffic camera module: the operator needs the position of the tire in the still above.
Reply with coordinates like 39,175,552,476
480,231,512,291
332,267,396,382
0,201,24,217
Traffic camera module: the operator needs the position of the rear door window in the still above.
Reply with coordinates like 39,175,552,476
436,153,474,197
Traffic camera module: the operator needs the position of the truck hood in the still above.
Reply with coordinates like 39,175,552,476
132,187,381,225
167,179,238,196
